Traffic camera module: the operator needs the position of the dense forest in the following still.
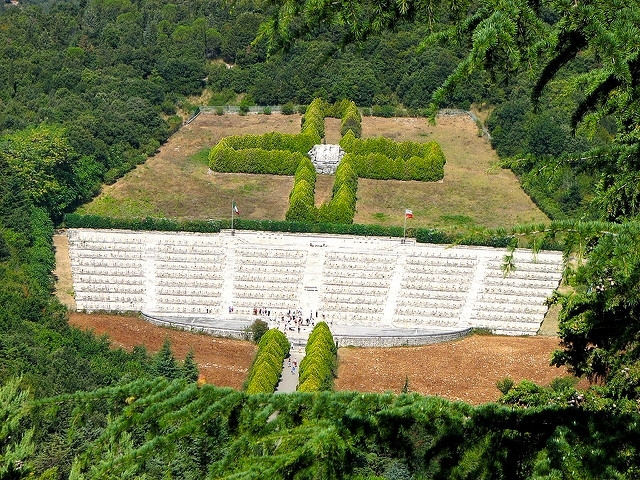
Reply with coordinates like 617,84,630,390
0,0,617,220
2,0,640,477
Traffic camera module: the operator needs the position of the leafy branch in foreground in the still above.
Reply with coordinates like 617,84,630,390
0,378,35,478
472,219,640,400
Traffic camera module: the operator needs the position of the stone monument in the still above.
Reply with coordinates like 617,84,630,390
307,144,346,174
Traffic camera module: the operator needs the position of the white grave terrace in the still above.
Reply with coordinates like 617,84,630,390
67,228,563,346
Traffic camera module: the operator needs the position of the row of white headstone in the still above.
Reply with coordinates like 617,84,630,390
68,228,563,335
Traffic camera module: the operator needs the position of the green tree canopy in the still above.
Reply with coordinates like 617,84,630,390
0,125,85,220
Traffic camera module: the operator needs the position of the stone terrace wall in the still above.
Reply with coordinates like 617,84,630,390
68,228,564,336
335,328,472,347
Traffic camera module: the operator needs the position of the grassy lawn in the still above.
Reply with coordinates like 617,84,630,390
77,112,548,231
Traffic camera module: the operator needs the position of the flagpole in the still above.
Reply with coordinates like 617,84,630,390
231,199,234,235
403,208,407,244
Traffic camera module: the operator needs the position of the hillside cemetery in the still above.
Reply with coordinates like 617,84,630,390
66,99,562,345
67,228,563,343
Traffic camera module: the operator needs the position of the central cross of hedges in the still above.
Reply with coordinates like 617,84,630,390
208,98,446,224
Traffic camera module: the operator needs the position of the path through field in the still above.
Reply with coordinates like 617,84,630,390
68,313,585,404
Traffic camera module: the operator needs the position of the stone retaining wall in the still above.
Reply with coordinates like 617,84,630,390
335,328,472,347
141,313,248,340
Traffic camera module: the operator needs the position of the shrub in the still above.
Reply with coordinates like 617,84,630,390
245,329,290,394
371,104,395,117
209,145,304,175
496,377,515,395
63,214,222,233
246,319,269,343
340,101,362,138
294,164,316,187
212,132,317,155
65,212,532,250
301,98,327,140
286,157,317,222
339,135,445,182
298,322,337,392
167,115,183,135
286,180,317,222
281,102,296,115
332,159,358,196
328,184,357,224
318,157,358,224
326,98,352,118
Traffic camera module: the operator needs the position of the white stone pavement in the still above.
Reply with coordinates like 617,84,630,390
275,350,305,393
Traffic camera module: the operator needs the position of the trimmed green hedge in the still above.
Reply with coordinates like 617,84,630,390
208,99,326,177
286,157,318,222
301,98,327,140
287,179,317,222
217,131,319,154
340,131,430,160
340,100,362,138
209,144,306,175
298,322,337,392
64,213,222,232
340,131,446,181
244,329,290,394
318,157,358,224
63,213,521,248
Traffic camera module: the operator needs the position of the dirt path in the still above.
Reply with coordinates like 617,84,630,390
53,233,75,310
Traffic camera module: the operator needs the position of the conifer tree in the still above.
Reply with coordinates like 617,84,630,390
0,377,35,478
154,338,181,380
182,349,200,383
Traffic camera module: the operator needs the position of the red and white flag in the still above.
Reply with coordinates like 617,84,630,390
405,209,413,219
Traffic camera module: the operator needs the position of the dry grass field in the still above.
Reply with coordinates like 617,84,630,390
355,115,547,229
77,112,548,231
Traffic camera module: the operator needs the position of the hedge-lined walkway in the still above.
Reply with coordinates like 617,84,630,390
275,351,305,393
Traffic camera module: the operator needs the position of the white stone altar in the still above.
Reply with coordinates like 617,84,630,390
307,144,345,174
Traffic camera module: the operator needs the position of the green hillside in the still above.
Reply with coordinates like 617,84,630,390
1,0,640,477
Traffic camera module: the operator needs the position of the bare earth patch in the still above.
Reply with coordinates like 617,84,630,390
68,313,256,390
67,313,584,404
53,234,75,310
335,335,587,405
